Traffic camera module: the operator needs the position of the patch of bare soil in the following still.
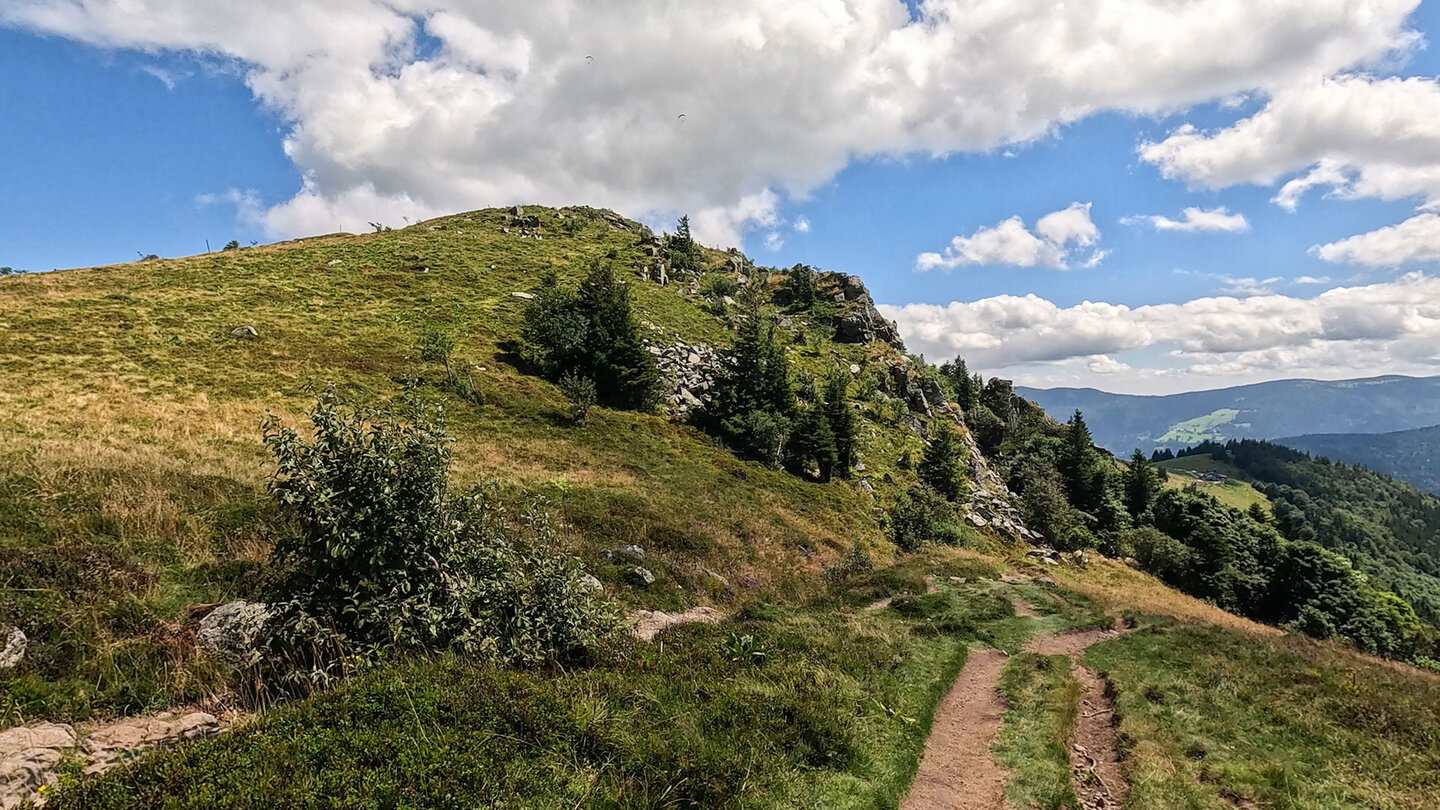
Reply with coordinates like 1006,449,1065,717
1071,665,1127,810
900,648,1011,810
1008,596,1041,618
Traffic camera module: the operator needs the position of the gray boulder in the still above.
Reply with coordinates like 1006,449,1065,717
630,566,656,586
228,325,258,340
0,627,25,670
196,601,270,669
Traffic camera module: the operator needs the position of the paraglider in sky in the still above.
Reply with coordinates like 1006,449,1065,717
677,113,687,121
585,55,594,64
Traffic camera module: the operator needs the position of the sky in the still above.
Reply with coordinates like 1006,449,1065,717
4,1,1440,394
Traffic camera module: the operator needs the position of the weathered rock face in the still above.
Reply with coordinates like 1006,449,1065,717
830,274,905,350
648,340,721,414
196,601,270,670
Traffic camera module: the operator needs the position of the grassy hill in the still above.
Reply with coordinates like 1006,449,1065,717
5,207,1440,808
1279,424,1440,495
1156,456,1271,514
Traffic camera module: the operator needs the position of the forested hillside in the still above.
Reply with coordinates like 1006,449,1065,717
1167,440,1440,627
1279,424,1440,495
1019,376,1440,453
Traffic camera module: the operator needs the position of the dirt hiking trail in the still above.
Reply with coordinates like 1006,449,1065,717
900,648,1012,810
900,594,1129,810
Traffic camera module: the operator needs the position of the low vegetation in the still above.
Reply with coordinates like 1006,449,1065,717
1088,620,1440,810
994,653,1081,810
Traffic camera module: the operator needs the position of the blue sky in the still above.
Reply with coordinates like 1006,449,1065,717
4,1,1440,393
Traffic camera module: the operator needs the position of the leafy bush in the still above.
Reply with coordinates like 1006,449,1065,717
416,324,483,405
258,391,616,693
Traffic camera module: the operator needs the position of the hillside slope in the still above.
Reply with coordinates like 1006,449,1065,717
4,207,1439,809
1279,424,1440,495
1019,376,1440,453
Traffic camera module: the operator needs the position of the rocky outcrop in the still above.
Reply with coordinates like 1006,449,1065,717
830,274,905,350
647,340,721,414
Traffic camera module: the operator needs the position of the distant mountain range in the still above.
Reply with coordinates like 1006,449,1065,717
1278,424,1440,496
1018,375,1440,454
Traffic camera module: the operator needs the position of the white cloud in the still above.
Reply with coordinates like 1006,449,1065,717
1139,74,1440,266
1035,202,1099,246
792,216,810,233
1,0,1422,245
917,203,1099,270
879,273,1440,387
1087,355,1132,374
1127,206,1250,232
1314,212,1440,267
764,231,784,251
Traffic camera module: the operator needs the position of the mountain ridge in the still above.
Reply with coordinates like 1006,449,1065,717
1019,374,1440,453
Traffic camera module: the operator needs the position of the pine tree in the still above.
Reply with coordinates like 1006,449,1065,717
786,401,837,481
702,297,794,466
1124,449,1160,518
940,357,979,410
668,215,703,277
1060,410,1100,511
575,261,663,410
824,371,857,478
918,423,967,502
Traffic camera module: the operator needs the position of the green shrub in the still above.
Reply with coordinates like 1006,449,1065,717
259,391,616,693
557,372,596,426
888,485,963,551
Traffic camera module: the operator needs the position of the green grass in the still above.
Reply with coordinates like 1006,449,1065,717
1085,621,1440,810
1156,409,1242,444
1157,457,1271,514
994,653,1082,810
46,588,1046,809
0,207,940,723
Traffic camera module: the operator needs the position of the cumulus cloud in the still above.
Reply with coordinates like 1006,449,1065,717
1139,73,1440,267
879,274,1440,383
1,0,1422,245
917,202,1100,270
1314,212,1440,267
792,216,811,233
1127,206,1250,232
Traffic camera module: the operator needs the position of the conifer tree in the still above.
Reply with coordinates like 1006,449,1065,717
521,262,661,411
940,357,979,410
702,297,794,466
668,215,703,276
824,371,857,478
919,423,967,501
786,400,837,481
1060,410,1100,511
1124,449,1161,518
